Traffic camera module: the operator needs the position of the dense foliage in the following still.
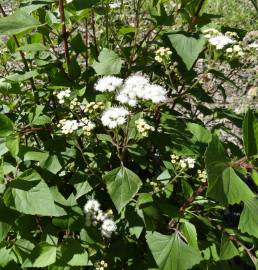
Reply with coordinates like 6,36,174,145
0,0,257,269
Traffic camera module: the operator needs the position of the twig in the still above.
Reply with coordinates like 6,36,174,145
59,0,70,66
168,182,208,229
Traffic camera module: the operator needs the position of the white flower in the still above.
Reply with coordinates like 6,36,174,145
226,48,233,53
58,119,79,134
109,2,120,8
101,218,117,238
101,107,129,129
116,75,149,106
183,157,195,168
55,89,71,104
84,199,100,213
143,84,167,103
202,28,220,38
135,118,155,137
95,76,123,92
249,42,258,50
233,45,241,52
208,35,235,50
179,160,187,169
80,118,95,136
197,170,207,182
116,75,167,106
155,47,172,63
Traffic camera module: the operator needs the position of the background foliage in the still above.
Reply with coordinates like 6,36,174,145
0,0,257,269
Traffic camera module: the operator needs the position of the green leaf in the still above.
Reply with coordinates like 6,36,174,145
252,170,258,187
164,31,206,70
6,133,19,157
0,10,41,35
24,150,49,162
59,238,88,266
3,169,65,216
186,122,212,143
17,43,48,52
243,109,258,157
146,231,202,270
0,79,20,94
220,233,239,260
239,197,258,238
104,166,142,213
0,222,11,241
6,70,39,82
0,114,14,137
22,242,56,268
181,221,198,249
205,136,254,205
92,48,122,75
0,246,15,267
71,33,87,54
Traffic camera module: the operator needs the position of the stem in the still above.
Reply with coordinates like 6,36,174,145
91,10,99,55
168,181,208,229
84,19,89,68
59,0,70,66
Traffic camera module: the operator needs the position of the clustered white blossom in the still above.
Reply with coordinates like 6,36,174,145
95,260,108,270
54,89,71,104
249,42,258,51
81,118,96,136
84,101,104,114
116,75,167,106
58,119,78,134
109,2,120,9
95,76,123,92
208,35,235,50
197,169,207,182
70,97,80,109
226,44,244,57
171,154,195,169
84,199,117,238
203,29,236,50
155,47,172,63
135,118,155,137
58,118,95,135
101,107,129,129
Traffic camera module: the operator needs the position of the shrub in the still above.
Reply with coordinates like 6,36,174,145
0,0,257,269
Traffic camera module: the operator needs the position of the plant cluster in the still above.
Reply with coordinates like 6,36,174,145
0,0,257,269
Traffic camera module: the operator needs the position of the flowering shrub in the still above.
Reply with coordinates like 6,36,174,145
0,0,257,269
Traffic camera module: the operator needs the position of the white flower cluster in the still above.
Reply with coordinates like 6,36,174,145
95,76,123,92
54,89,71,104
95,260,108,270
171,154,195,169
135,118,155,137
197,169,207,182
116,75,167,106
84,102,104,114
249,42,258,51
101,107,129,129
81,117,96,136
58,119,78,134
203,29,236,50
226,44,244,57
70,97,80,109
155,47,172,63
109,2,120,8
58,118,95,135
208,35,235,50
84,199,117,238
